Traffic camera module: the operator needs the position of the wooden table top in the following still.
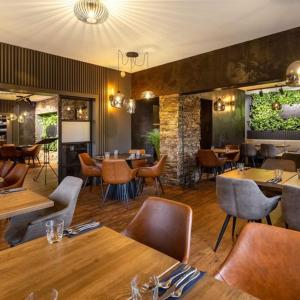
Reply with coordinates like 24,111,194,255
283,174,300,187
0,190,53,220
213,148,239,155
0,226,254,299
220,168,297,188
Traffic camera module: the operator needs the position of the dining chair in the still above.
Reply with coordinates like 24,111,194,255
281,185,300,231
137,155,167,195
0,144,22,162
123,197,193,263
215,223,300,300
214,176,280,251
196,149,226,179
261,158,296,172
0,160,14,177
240,143,257,167
102,159,138,207
78,153,103,195
282,152,300,169
224,145,240,169
5,176,83,246
128,149,147,168
0,163,29,190
260,143,278,159
22,144,42,166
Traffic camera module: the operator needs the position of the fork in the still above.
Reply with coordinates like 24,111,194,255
170,271,201,298
158,265,191,289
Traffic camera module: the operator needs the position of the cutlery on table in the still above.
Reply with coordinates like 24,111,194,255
159,265,191,289
65,222,100,235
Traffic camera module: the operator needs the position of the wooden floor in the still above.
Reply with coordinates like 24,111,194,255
1,164,285,275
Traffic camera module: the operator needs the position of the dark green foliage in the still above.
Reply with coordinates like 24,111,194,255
40,113,58,151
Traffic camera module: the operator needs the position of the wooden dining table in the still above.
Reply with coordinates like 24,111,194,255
220,168,298,189
213,148,240,156
0,226,256,299
0,189,53,220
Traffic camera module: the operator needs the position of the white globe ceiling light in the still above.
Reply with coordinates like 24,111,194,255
73,0,109,24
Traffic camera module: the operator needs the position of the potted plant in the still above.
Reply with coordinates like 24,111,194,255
145,129,160,160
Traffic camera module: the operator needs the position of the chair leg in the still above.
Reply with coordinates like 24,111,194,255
157,177,164,194
32,156,35,167
100,178,104,200
232,216,237,239
82,177,89,191
125,184,129,209
266,215,272,225
214,215,231,252
36,156,41,165
103,184,111,205
154,177,159,194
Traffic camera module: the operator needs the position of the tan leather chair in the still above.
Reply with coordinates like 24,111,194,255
137,155,167,195
129,149,147,169
0,144,22,162
102,159,138,207
0,160,14,178
215,223,300,300
196,149,226,179
78,153,102,194
0,163,29,190
224,145,240,169
22,144,41,166
123,197,192,263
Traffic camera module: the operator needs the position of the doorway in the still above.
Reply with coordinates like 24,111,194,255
200,99,213,149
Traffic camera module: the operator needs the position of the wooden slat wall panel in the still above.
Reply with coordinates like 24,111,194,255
0,42,109,152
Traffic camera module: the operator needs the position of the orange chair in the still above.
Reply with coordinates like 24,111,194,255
123,197,193,263
215,223,300,300
78,153,102,194
137,155,167,195
0,160,14,178
0,163,29,190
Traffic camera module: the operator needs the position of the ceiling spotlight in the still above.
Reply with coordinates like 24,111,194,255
73,0,109,24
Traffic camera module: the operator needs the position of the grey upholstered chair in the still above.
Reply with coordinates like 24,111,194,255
261,158,296,172
240,143,257,167
282,153,300,169
282,185,300,231
5,176,83,246
260,144,278,159
214,176,280,251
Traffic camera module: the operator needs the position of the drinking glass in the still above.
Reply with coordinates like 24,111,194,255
274,169,283,180
136,150,141,158
237,163,244,172
104,152,110,159
45,219,64,244
131,273,159,300
114,150,118,158
26,289,58,300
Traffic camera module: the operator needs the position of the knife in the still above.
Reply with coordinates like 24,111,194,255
159,269,197,300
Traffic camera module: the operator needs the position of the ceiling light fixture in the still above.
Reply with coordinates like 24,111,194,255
73,0,109,24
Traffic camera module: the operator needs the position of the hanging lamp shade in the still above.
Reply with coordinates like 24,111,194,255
126,99,136,114
18,115,25,123
286,61,300,86
73,0,109,24
112,91,126,108
213,98,225,111
141,91,155,100
7,113,17,121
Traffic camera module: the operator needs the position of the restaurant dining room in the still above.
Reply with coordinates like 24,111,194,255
1,0,300,299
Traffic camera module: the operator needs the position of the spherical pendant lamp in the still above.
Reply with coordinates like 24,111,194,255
286,61,300,86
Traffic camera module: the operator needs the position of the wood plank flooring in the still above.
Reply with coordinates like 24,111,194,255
0,164,285,275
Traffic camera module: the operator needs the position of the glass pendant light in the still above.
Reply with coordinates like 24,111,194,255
23,110,28,117
213,98,225,111
18,115,25,123
8,113,17,121
126,99,136,114
112,91,126,108
286,61,300,86
141,91,155,100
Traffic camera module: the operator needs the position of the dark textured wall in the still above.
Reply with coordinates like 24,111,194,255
132,27,300,97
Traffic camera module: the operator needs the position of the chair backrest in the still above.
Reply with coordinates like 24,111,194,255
0,145,17,158
282,185,300,231
129,149,146,155
102,159,133,184
196,150,220,167
261,158,296,172
0,160,14,178
260,144,277,158
26,144,42,156
282,152,300,169
48,176,83,228
151,154,167,176
123,197,192,263
240,143,257,157
4,163,29,188
216,176,275,220
215,223,300,300
79,152,94,166
225,144,239,150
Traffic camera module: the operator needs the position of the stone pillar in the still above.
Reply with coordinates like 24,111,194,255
160,94,200,185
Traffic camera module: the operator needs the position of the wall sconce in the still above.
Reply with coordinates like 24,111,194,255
213,98,225,111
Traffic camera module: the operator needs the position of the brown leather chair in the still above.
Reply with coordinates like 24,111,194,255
102,159,138,206
137,155,167,195
0,163,29,190
0,144,22,162
0,160,14,178
78,153,103,193
261,158,296,172
196,149,226,179
22,144,41,166
215,223,300,300
224,145,240,169
123,197,192,263
129,149,147,169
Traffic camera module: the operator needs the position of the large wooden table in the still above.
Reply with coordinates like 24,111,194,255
220,168,297,188
0,190,53,220
0,226,255,299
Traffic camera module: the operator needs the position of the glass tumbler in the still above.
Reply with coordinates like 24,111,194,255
237,163,244,172
104,152,110,159
26,288,58,300
131,273,159,300
114,150,119,158
274,169,283,180
45,219,64,244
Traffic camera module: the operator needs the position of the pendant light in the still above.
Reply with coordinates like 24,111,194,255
286,61,300,86
141,91,155,100
126,99,136,114
213,98,225,111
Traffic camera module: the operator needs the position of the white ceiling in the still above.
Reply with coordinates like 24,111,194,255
0,0,300,72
